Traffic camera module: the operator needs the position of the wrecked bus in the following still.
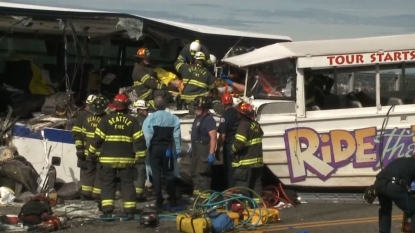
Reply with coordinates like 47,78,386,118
0,2,291,185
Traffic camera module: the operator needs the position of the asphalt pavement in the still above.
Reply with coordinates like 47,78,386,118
0,200,405,232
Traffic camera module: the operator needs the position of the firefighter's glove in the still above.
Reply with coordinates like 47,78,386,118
88,153,98,163
207,153,215,165
166,148,172,158
187,147,192,157
225,79,234,86
76,151,85,160
220,73,228,79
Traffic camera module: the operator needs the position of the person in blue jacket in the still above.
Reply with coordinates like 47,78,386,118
142,96,181,208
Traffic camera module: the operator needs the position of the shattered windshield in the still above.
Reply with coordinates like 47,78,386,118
246,58,296,100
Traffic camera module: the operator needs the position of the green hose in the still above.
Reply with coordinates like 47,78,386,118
191,186,270,230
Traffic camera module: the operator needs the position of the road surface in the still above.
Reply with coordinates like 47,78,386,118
0,201,404,232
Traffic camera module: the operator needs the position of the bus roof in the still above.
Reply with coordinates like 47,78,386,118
0,2,292,41
222,33,415,67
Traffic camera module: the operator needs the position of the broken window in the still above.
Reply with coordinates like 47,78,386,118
246,58,296,100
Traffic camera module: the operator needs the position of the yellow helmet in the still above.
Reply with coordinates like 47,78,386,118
194,51,205,61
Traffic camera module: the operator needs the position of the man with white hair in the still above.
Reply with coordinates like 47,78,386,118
71,94,96,200
176,39,212,65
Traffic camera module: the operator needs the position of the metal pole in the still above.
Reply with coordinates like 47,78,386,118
348,72,355,93
375,64,381,111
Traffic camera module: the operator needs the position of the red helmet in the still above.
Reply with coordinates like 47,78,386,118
135,47,150,58
235,102,256,119
109,93,130,110
221,93,233,105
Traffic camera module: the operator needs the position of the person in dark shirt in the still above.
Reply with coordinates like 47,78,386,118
189,96,217,200
216,93,238,189
374,156,415,233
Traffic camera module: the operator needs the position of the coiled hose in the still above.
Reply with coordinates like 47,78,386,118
192,186,269,230
262,183,297,208
61,184,293,229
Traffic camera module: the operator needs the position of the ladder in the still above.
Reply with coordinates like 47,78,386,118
298,192,379,204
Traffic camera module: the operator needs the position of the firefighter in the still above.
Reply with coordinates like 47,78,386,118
231,102,263,205
130,99,149,202
80,95,109,200
189,96,217,199
142,96,181,208
372,156,415,232
216,93,238,189
177,39,212,65
71,94,96,200
174,51,216,103
88,93,146,219
132,47,168,101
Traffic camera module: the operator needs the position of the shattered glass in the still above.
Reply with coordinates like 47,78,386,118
116,18,144,40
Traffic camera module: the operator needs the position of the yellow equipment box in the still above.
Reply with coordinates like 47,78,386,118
176,213,212,233
242,208,280,225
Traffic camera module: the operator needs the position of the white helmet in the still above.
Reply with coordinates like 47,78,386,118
194,51,205,61
190,40,201,53
132,100,148,110
86,94,97,104
209,54,217,64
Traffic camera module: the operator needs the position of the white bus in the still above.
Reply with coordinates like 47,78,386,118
222,33,415,188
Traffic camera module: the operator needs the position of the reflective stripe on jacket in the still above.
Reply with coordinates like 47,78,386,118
174,61,215,101
88,111,146,166
231,119,264,167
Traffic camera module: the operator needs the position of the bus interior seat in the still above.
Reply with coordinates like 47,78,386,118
387,97,403,106
311,105,321,111
351,101,363,108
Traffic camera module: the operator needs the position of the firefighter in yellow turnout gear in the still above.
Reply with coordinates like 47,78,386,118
71,94,96,199
174,51,215,103
88,93,146,219
132,47,167,101
80,95,109,200
231,102,264,205
130,99,149,202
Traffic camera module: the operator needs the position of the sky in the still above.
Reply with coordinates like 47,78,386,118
5,0,415,41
